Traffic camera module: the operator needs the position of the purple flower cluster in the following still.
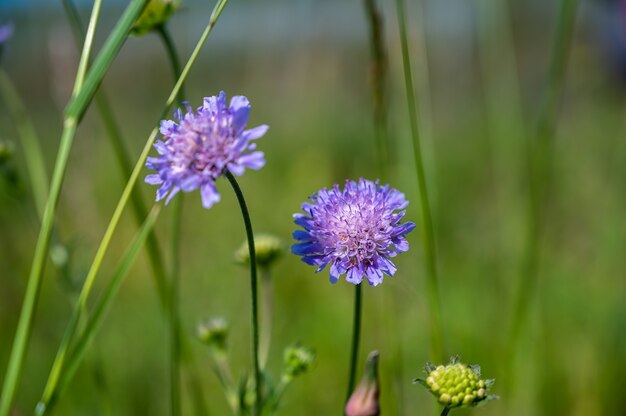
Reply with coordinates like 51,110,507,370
145,92,268,208
292,179,416,286
0,22,13,45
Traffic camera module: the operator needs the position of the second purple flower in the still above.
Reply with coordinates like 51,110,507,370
145,91,268,208
292,179,416,286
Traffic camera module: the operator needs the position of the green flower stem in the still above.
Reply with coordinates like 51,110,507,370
395,0,444,362
259,267,273,368
157,23,185,416
505,0,578,393
210,350,238,413
36,204,162,415
266,375,291,415
346,284,362,401
440,407,450,416
224,171,261,416
0,0,113,411
169,195,183,416
37,0,229,410
0,69,48,218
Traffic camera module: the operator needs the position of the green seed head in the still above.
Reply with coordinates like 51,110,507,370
414,356,498,409
235,233,283,269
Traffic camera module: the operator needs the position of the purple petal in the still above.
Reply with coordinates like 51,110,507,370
242,125,269,141
145,174,163,185
237,151,265,170
200,183,221,209
230,96,251,132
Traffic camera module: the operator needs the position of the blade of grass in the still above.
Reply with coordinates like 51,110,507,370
36,0,229,411
394,0,444,363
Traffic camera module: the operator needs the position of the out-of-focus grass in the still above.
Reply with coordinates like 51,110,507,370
1,1,626,415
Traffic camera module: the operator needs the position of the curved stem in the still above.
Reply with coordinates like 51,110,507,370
346,284,362,401
224,171,260,416
395,0,444,363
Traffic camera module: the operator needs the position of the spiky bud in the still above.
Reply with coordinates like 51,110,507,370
196,317,229,351
235,234,283,269
345,351,380,416
414,356,497,409
283,343,315,378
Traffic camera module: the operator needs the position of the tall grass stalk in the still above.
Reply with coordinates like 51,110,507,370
37,204,163,414
0,0,133,412
61,0,169,310
224,171,261,416
36,0,229,411
505,0,578,394
394,0,444,363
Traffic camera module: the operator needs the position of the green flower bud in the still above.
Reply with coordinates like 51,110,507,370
196,317,229,351
283,343,315,378
413,356,498,409
235,234,283,269
132,0,181,36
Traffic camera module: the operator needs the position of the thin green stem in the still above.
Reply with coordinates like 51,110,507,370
210,351,238,413
395,0,444,362
440,407,450,416
158,24,186,107
259,267,273,368
504,0,578,394
224,171,261,416
62,0,169,311
346,284,362,401
0,69,48,218
38,205,162,414
0,0,111,410
37,0,229,410
169,196,183,416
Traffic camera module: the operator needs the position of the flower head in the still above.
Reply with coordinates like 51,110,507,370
235,233,283,269
283,343,316,378
196,317,229,351
291,179,415,286
414,356,498,409
145,92,268,208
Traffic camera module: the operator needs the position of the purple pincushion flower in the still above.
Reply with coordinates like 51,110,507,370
0,22,13,45
292,179,416,286
145,91,268,208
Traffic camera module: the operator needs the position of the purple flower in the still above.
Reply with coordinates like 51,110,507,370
0,22,13,45
145,91,268,208
292,179,416,286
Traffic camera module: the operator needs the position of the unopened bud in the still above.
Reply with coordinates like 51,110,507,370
132,0,180,36
196,317,229,351
235,234,283,269
283,343,315,378
345,351,380,416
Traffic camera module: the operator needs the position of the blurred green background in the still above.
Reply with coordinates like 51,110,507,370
1,0,626,415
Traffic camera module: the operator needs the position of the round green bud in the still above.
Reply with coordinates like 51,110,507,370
235,234,283,269
132,0,181,36
196,317,229,351
439,393,451,404
283,344,315,378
